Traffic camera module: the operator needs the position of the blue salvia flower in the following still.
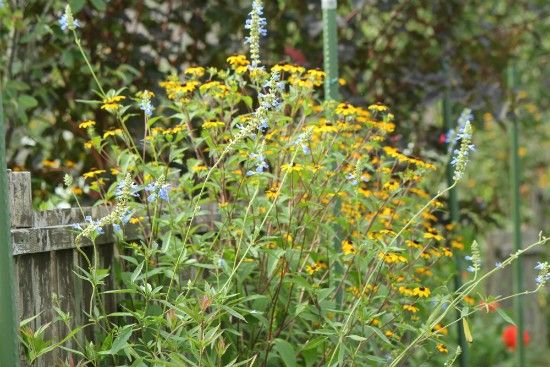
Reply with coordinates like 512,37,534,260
158,184,171,202
464,240,481,272
495,261,503,268
245,0,267,69
451,109,475,181
292,129,313,155
113,224,122,233
121,210,132,224
59,5,80,32
346,173,358,186
145,176,170,202
136,90,155,117
246,153,268,176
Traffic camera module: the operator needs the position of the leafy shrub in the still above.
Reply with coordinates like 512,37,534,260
20,3,550,367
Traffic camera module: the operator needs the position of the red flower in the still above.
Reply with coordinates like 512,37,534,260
438,133,447,145
502,325,530,350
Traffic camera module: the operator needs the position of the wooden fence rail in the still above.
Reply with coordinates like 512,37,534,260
9,171,121,367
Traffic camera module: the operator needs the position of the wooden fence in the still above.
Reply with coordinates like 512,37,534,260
9,171,120,367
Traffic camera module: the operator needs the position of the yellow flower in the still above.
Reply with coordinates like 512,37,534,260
266,185,279,200
71,186,83,195
227,55,250,67
423,228,444,241
436,344,448,353
202,120,225,129
110,167,121,175
83,169,106,179
383,180,400,192
368,103,389,112
101,95,126,112
42,159,60,169
378,252,407,264
413,286,431,298
79,120,96,129
451,240,464,250
335,103,357,116
305,261,328,275
192,164,208,172
184,66,205,78
433,324,448,336
84,140,93,149
103,129,123,139
341,239,356,255
398,286,414,297
406,240,423,249
464,295,475,305
281,163,303,173
403,304,419,313
129,216,144,224
384,330,394,338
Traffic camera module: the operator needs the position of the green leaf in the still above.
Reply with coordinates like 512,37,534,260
496,308,516,325
69,0,86,12
347,334,368,342
131,261,144,283
274,339,297,367
17,95,38,110
90,0,107,11
100,326,133,355
366,326,392,345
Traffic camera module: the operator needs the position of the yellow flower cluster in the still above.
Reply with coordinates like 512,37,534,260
101,95,125,112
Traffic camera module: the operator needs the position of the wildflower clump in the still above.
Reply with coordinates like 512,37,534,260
40,2,550,367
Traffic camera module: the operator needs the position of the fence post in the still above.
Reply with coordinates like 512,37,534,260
321,0,344,307
443,90,468,366
322,0,339,100
0,91,21,365
507,65,525,367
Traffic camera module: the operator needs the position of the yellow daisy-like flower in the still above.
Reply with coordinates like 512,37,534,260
436,344,448,353
281,163,303,173
71,186,83,195
101,95,126,112
42,159,60,169
341,239,356,255
79,120,96,129
412,286,431,298
368,103,389,112
82,169,106,179
184,66,205,78
406,240,423,249
398,286,414,297
433,324,448,336
202,120,225,129
403,304,419,313
305,261,328,275
227,55,250,67
266,185,279,200
335,103,357,116
103,129,123,139
129,216,144,224
192,164,208,172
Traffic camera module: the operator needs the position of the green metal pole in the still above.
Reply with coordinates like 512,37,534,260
322,0,340,100
443,91,468,367
0,90,21,365
507,65,525,367
322,0,343,306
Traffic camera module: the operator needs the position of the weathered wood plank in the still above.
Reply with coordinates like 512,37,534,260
8,171,32,228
